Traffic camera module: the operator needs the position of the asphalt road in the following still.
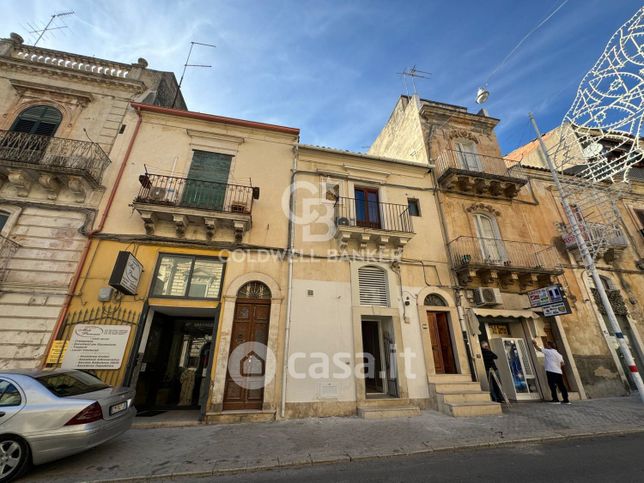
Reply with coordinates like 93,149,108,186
174,433,644,482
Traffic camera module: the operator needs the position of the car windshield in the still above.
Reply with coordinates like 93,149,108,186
36,371,110,397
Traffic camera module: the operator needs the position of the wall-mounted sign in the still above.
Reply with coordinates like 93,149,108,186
487,323,510,336
109,251,143,295
528,284,572,317
61,324,131,370
46,340,69,364
528,284,565,308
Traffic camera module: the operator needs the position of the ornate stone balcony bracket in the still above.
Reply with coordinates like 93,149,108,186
7,169,33,197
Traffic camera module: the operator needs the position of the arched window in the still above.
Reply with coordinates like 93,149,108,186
237,281,271,299
358,266,389,306
11,105,62,136
424,293,447,306
474,213,505,264
455,139,481,171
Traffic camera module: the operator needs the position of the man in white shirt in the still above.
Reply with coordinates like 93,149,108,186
533,339,570,404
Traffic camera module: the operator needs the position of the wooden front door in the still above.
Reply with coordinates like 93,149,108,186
427,312,457,374
223,299,271,410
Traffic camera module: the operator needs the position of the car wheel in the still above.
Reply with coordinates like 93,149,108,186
0,436,30,483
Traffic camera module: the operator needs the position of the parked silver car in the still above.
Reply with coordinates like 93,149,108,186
0,369,135,482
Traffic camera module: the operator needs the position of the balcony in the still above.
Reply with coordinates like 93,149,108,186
0,234,20,283
333,197,414,251
436,150,527,199
448,236,563,289
132,173,256,242
561,223,628,260
0,130,111,200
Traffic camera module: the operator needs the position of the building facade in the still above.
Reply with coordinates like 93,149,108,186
508,124,644,398
46,101,299,422
0,33,183,369
370,96,585,402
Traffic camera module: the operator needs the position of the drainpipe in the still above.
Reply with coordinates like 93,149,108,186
41,105,144,366
280,143,299,418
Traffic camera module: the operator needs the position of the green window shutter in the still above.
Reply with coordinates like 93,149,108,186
182,150,232,210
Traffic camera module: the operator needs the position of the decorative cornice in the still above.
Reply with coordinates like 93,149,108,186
448,129,479,143
466,202,501,216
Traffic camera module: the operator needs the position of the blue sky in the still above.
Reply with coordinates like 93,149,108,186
2,0,641,154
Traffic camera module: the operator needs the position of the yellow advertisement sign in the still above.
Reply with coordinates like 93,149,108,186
46,340,69,364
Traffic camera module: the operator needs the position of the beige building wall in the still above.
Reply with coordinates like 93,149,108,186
0,34,182,369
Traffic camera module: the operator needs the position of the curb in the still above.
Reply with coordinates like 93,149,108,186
90,427,644,482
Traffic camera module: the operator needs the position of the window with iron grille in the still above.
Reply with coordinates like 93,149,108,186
358,266,389,307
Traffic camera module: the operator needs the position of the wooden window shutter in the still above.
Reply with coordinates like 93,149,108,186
358,266,389,306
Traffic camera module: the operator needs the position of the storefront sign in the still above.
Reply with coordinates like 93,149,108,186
543,301,572,317
46,340,68,364
109,251,143,295
61,324,131,370
528,284,565,308
488,324,510,336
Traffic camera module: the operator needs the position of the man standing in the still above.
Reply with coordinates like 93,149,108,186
533,339,570,404
481,341,502,402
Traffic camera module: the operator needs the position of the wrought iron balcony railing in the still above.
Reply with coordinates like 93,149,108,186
0,234,20,283
561,222,628,250
0,130,111,185
335,197,413,233
135,173,255,215
436,149,525,181
448,236,561,273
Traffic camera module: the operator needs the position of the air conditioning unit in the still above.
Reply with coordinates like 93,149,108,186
149,187,166,201
473,287,502,306
336,216,351,226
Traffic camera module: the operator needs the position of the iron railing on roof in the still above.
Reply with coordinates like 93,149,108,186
0,130,111,185
448,236,561,272
135,173,255,215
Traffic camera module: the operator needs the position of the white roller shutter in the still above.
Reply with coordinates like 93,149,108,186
358,266,389,306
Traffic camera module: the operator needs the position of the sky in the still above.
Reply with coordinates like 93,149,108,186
2,0,642,154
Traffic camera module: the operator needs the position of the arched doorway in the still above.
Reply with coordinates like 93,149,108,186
425,293,457,374
223,281,272,410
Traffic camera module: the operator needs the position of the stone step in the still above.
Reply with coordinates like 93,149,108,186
204,410,276,424
427,374,473,384
359,397,411,408
430,382,483,394
438,391,492,405
444,401,502,417
357,405,421,419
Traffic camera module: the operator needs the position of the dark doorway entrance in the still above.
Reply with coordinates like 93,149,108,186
427,312,457,374
135,313,215,410
362,320,384,394
223,282,272,411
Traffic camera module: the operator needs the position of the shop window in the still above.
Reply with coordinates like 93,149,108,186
151,255,224,299
0,380,21,407
11,105,62,136
424,293,447,306
407,198,420,217
358,265,389,307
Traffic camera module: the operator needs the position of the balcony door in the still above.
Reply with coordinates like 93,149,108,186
182,150,232,210
456,141,482,171
3,106,62,164
355,187,381,229
474,213,505,264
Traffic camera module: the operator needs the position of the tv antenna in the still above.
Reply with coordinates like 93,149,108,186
397,65,431,97
172,41,217,108
28,11,75,47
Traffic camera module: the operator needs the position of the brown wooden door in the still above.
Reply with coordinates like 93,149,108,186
427,312,457,374
223,299,271,410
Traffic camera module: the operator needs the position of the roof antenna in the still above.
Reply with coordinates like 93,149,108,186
172,41,216,108
397,65,431,97
28,11,75,47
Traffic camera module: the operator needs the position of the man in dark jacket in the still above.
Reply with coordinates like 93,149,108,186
481,341,503,402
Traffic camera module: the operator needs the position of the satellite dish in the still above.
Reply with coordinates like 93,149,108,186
476,86,490,104
582,142,603,159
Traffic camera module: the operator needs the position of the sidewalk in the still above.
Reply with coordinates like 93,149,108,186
26,396,644,482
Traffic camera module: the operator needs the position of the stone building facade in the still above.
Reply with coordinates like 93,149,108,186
0,33,184,369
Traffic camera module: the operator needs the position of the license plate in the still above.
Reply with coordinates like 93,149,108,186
109,401,128,416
